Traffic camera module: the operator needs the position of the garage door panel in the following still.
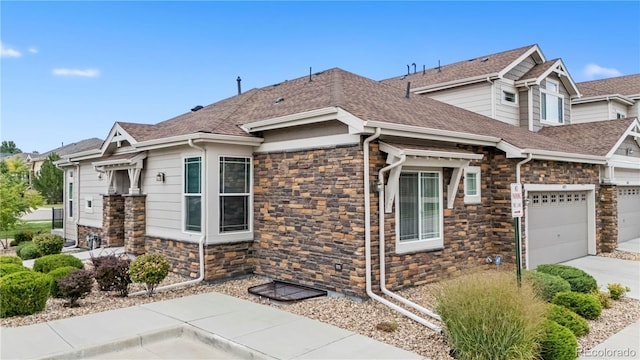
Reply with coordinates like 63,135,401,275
618,187,640,243
528,191,589,268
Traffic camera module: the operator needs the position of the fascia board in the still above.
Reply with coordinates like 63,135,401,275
101,123,138,154
521,149,607,164
412,74,500,94
135,133,263,150
571,94,635,106
605,119,640,158
497,141,524,158
365,120,500,146
379,142,483,160
240,107,339,133
92,152,148,167
498,45,544,78
608,156,640,170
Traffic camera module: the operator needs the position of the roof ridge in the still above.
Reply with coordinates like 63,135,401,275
330,68,345,108
207,88,261,133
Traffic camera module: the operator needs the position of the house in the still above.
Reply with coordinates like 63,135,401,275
26,138,103,185
56,46,640,298
571,74,640,123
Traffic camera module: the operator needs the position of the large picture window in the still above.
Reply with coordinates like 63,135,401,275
220,157,251,233
541,79,564,124
184,157,202,232
397,170,443,252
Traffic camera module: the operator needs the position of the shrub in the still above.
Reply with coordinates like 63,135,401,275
94,255,131,297
546,303,589,337
376,321,399,332
33,233,64,256
536,264,598,293
17,241,41,260
129,253,170,297
48,266,79,298
0,255,23,265
523,270,572,302
33,254,84,274
0,263,30,277
552,292,602,320
590,290,611,309
0,271,51,317
435,271,546,360
608,283,631,300
56,269,93,307
14,230,35,245
540,320,578,360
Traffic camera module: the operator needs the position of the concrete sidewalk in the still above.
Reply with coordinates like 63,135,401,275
0,292,425,360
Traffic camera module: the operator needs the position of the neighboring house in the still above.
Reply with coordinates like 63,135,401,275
56,47,640,298
27,138,103,185
571,74,640,123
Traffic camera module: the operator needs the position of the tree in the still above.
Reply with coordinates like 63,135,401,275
0,141,22,154
2,157,29,183
0,172,43,248
33,153,63,204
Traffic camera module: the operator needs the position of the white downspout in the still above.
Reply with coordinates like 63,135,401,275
378,155,442,330
363,129,442,333
516,154,533,269
130,139,206,296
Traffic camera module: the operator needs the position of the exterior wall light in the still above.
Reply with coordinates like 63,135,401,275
156,172,165,183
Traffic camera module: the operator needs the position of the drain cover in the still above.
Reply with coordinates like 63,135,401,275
248,280,327,302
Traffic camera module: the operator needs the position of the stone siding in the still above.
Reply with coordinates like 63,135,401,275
102,195,125,247
597,185,618,252
124,195,146,255
253,144,367,297
77,225,103,249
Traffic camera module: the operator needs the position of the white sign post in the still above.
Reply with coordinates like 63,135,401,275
510,183,523,286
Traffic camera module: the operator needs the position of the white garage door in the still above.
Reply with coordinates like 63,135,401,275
527,192,589,268
618,187,640,243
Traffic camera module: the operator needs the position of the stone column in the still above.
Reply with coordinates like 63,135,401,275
102,194,125,247
598,185,618,253
124,194,147,255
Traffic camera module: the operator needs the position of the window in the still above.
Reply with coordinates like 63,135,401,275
68,181,73,218
85,196,93,213
617,112,626,119
184,157,202,232
220,157,251,233
541,79,564,124
397,170,443,253
464,166,481,204
502,90,517,104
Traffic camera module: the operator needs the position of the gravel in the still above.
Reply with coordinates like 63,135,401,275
1,254,638,359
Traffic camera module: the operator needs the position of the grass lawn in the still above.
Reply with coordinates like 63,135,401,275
1,221,53,240
38,203,63,209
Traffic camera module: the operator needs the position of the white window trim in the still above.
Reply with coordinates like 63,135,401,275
394,169,444,254
464,166,481,204
540,79,565,125
67,172,74,219
501,87,518,106
183,156,202,234
85,196,93,213
218,155,253,235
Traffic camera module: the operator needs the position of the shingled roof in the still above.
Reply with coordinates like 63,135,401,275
35,138,103,160
576,74,640,98
112,67,603,158
537,118,637,156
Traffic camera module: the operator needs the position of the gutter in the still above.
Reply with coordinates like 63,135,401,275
130,139,206,296
363,128,442,332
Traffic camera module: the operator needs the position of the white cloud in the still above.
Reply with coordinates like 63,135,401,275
28,47,38,54
583,64,622,79
52,68,100,77
0,42,22,58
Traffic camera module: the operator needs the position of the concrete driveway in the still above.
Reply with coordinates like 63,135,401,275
561,256,640,300
20,207,53,221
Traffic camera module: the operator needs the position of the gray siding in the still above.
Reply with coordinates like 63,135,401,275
614,136,640,158
572,102,610,123
495,81,519,126
504,56,537,81
263,121,348,142
78,163,103,228
428,82,493,118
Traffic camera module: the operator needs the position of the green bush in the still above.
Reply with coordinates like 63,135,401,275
48,266,79,298
523,270,572,302
540,320,578,360
435,271,546,360
546,303,589,337
17,241,41,260
14,230,35,245
0,271,52,317
33,254,84,274
94,255,131,297
590,290,611,309
0,263,30,277
0,255,23,265
33,233,64,256
57,269,93,307
536,264,598,293
552,292,602,320
129,253,170,297
608,283,631,300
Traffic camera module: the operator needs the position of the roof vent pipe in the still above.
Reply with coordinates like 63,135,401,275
412,63,416,74
438,60,441,73
236,76,242,95
406,64,410,76
405,82,411,99
423,64,426,75
309,67,312,82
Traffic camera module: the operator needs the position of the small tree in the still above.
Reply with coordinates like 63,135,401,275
0,172,43,248
32,153,63,204
0,141,22,155
129,253,170,297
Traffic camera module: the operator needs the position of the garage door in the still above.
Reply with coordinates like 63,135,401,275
618,187,640,243
527,192,589,268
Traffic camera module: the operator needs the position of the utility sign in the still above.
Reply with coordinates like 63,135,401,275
510,183,523,218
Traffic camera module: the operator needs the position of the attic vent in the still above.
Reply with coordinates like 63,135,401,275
275,97,285,104
481,57,489,62
468,58,476,62
191,105,203,112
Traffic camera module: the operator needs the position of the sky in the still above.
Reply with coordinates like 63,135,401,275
2,1,639,154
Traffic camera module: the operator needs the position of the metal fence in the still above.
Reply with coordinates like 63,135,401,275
52,208,64,229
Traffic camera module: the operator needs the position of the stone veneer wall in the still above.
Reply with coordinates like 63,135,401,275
597,185,617,253
144,236,254,280
77,225,103,249
253,144,367,297
102,195,125,247
124,195,146,255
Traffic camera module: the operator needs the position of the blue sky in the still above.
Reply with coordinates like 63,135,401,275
2,1,639,154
